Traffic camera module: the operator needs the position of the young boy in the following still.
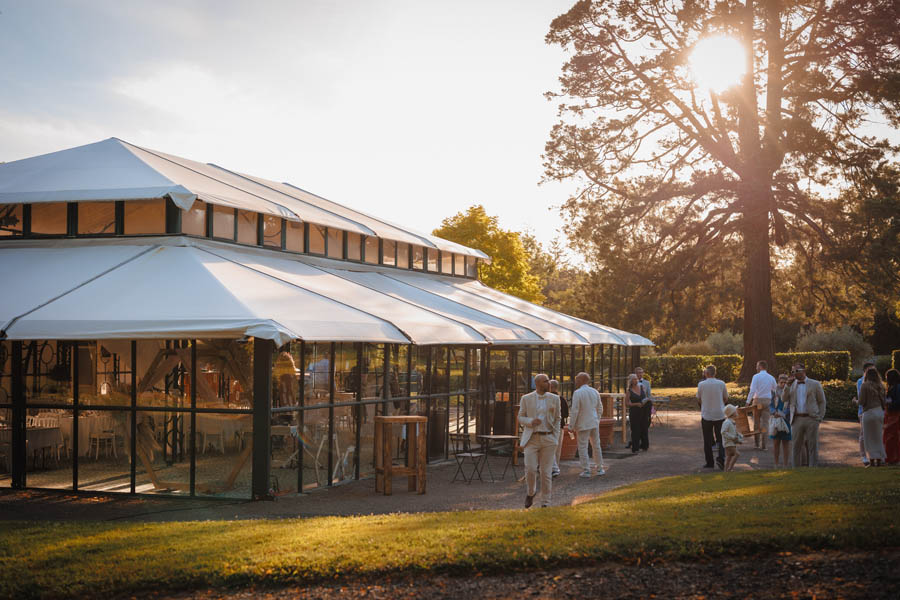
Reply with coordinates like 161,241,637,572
721,403,744,471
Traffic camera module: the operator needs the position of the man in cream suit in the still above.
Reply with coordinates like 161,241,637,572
783,362,827,467
517,373,560,508
570,372,605,478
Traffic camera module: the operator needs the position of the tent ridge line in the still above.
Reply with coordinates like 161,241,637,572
314,265,490,345
195,247,414,345
0,245,160,339
383,272,586,345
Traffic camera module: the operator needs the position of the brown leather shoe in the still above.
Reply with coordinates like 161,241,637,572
525,494,535,508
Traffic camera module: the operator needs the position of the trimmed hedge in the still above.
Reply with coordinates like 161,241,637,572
643,351,850,387
823,380,858,420
893,349,899,370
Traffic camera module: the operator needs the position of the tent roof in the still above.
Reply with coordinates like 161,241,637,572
0,138,489,260
0,237,652,347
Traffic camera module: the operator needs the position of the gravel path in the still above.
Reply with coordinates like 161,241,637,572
1,412,863,522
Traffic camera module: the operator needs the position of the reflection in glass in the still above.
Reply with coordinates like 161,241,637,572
124,199,166,235
78,410,133,492
24,341,74,406
262,215,282,248
412,245,424,270
31,202,67,235
285,220,305,252
441,251,452,274
181,200,207,236
364,236,379,264
134,410,192,495
466,257,478,278
0,204,24,236
213,205,235,240
382,240,396,266
309,224,326,254
18,408,73,490
327,228,343,259
426,248,439,272
454,254,465,276
397,242,409,269
82,340,133,407
347,232,362,261
236,210,258,245
195,413,252,498
78,201,116,235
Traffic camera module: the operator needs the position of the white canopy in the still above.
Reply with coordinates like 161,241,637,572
0,138,490,260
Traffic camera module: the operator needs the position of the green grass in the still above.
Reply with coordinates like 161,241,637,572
2,468,897,599
656,383,748,409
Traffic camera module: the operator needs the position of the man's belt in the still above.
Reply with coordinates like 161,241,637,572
533,431,552,435
794,412,810,417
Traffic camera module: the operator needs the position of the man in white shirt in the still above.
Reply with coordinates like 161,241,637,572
517,373,560,508
697,365,728,470
783,362,827,467
747,360,777,450
569,372,605,478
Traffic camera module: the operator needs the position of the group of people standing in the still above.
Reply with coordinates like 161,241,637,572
855,362,900,467
698,360,828,470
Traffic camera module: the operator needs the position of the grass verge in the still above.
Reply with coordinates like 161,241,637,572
1,468,897,599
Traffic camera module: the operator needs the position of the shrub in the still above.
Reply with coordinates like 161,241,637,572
705,330,743,355
823,380,859,420
795,326,873,370
775,351,851,381
893,349,899,370
874,355,893,376
668,340,714,355
643,355,742,387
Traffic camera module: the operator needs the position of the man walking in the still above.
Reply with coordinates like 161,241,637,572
747,360,776,450
517,373,560,508
570,372,605,477
783,362,827,467
697,365,728,470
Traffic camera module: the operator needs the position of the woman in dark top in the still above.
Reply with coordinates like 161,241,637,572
883,369,900,465
625,374,649,453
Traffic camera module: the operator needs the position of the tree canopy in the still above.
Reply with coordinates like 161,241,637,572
433,205,545,303
544,0,900,378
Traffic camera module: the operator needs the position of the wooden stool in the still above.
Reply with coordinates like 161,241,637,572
374,416,426,495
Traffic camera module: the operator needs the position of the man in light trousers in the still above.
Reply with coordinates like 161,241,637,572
747,360,776,450
570,372,605,477
783,362,827,467
517,373,560,508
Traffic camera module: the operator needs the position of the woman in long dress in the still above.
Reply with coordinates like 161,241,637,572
769,373,792,468
883,369,900,465
624,374,649,453
859,368,887,467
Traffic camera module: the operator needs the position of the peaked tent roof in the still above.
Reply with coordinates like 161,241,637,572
0,138,489,260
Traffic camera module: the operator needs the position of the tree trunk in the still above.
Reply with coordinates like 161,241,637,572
738,199,777,383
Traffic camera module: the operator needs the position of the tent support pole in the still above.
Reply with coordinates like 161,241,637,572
252,338,274,500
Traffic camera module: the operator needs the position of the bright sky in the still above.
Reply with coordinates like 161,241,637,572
0,0,577,248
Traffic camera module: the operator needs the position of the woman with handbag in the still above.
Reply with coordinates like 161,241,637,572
860,368,887,466
769,373,792,468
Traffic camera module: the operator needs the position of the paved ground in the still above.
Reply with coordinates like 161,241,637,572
0,412,863,522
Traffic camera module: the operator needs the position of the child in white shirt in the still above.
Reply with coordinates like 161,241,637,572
721,403,743,471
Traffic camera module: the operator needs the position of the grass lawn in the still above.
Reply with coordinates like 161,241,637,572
655,382,748,410
2,468,897,599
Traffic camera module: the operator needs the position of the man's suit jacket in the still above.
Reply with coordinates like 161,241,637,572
517,391,561,447
783,377,827,423
569,385,602,431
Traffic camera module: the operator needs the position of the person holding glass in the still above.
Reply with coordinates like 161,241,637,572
769,373,792,468
859,368,886,467
625,374,649,453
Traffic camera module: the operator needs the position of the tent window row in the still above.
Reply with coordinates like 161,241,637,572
0,200,479,278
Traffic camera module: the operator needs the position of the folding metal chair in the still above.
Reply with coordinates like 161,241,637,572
450,433,485,483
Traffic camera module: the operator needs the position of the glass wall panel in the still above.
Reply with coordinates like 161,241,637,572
441,252,452,274
77,409,133,492
135,409,193,495
412,245,424,270
236,210,258,245
285,220,305,252
426,248,439,272
0,341,10,405
466,257,478,278
24,341,74,406
124,199,166,235
194,340,253,410
309,224,326,255
382,240,396,266
136,340,189,409
212,205,235,240
195,413,251,498
31,202,67,235
297,406,330,490
364,236,379,264
0,407,9,486
262,215,282,248
78,201,116,235
0,204,24,236
449,348,467,435
22,407,72,490
327,228,343,259
397,242,409,269
181,200,207,236
347,232,362,261
454,254,465,276
81,340,133,408
305,342,332,402
273,347,300,409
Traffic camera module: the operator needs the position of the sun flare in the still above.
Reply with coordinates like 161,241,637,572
688,35,747,93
